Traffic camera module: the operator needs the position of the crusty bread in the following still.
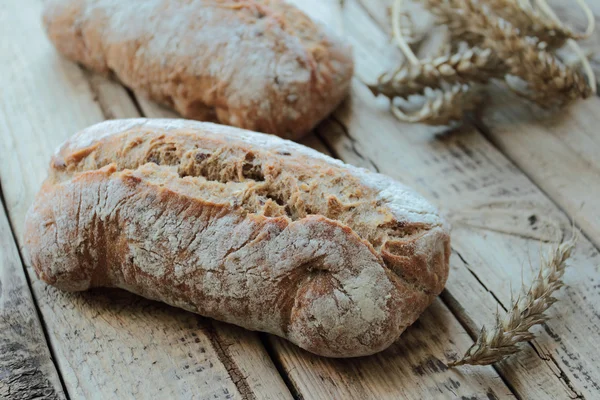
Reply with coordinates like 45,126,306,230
42,0,354,139
24,119,450,357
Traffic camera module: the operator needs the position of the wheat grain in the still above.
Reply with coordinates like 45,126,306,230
390,84,478,125
485,16,592,106
423,0,483,45
449,234,576,366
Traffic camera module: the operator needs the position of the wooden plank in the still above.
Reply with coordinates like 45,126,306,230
269,299,514,399
0,1,291,398
287,0,344,33
477,86,600,250
325,0,600,397
0,196,66,399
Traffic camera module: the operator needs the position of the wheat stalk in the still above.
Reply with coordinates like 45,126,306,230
449,234,576,366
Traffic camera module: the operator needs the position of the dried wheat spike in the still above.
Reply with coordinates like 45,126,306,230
431,0,592,107
482,0,577,49
390,84,478,125
507,47,593,106
370,46,506,99
486,17,592,106
449,235,576,367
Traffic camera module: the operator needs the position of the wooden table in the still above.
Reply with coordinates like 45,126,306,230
2,0,600,398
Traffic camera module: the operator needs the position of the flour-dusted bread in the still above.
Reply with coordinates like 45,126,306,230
42,0,354,139
24,119,450,357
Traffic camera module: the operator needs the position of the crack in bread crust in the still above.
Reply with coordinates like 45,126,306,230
25,119,450,357
53,119,451,294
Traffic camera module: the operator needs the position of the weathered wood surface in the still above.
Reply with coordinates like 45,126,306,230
2,0,600,398
0,1,291,398
0,199,66,400
325,0,600,398
479,85,600,250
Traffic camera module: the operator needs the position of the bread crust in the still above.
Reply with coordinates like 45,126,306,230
25,119,450,357
42,0,354,139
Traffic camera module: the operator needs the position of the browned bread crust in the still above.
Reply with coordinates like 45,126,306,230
24,119,450,357
42,0,354,139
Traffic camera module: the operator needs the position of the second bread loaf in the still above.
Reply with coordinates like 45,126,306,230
43,0,354,139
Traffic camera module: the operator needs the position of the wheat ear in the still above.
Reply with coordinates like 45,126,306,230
449,234,576,367
369,46,506,99
482,0,588,49
437,0,592,106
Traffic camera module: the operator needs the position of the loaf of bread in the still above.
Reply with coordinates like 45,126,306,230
42,0,354,139
25,119,450,357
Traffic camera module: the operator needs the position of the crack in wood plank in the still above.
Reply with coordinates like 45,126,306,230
202,322,257,400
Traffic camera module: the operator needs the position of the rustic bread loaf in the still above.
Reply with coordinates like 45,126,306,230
42,0,354,139
24,119,450,357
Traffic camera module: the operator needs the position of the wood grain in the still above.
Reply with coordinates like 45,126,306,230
269,299,514,400
0,1,291,398
330,0,600,397
0,197,66,399
2,0,599,398
478,85,600,250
